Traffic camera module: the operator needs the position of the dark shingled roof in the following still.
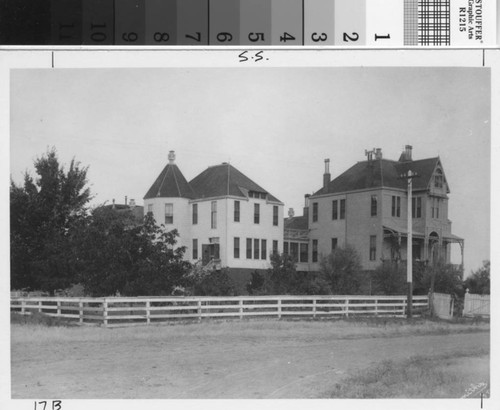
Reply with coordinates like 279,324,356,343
143,163,196,199
284,216,309,230
189,163,282,203
313,157,446,196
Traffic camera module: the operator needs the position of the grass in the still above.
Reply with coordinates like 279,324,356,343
326,349,490,398
11,312,489,345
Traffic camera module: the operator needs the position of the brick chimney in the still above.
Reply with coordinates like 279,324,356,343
398,145,413,162
323,159,331,189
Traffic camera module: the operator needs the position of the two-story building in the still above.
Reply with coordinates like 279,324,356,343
285,146,464,272
144,151,284,283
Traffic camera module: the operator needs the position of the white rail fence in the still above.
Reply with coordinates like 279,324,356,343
463,290,490,318
11,295,429,327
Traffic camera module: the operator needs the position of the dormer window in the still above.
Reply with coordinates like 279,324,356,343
248,191,267,199
434,169,444,188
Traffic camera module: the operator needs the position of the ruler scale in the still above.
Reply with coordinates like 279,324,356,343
0,0,496,46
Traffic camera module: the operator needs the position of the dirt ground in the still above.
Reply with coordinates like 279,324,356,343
11,320,490,399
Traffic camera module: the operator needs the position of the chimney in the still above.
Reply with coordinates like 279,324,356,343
323,159,331,189
304,194,310,218
405,145,413,161
129,199,136,208
125,196,128,206
375,148,383,160
288,208,295,218
168,150,176,164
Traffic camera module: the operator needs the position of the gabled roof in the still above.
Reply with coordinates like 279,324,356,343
284,215,308,231
313,156,447,196
143,163,196,200
189,163,282,203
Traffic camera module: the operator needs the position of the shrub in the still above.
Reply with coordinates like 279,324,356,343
319,246,363,294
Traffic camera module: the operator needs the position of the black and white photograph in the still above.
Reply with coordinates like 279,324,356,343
6,64,492,404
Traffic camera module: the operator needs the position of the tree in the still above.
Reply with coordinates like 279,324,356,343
464,260,490,295
319,246,363,294
10,148,91,292
76,210,191,296
372,261,407,295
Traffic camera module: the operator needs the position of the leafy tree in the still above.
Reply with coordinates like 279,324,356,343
76,210,191,296
464,260,490,295
319,246,363,294
10,148,91,292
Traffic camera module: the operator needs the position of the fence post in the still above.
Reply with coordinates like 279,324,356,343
103,298,108,327
375,299,378,317
313,298,317,319
345,298,349,318
38,300,42,313
277,298,282,319
463,289,469,317
198,300,202,321
146,300,150,325
239,299,243,320
21,299,26,315
79,301,84,324
57,301,61,316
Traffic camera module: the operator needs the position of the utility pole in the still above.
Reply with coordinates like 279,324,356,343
401,169,418,319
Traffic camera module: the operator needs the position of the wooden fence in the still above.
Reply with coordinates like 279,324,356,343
11,295,429,327
463,290,490,318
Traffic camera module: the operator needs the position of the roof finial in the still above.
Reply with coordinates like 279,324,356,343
168,150,175,164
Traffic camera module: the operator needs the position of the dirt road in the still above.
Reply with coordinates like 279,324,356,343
11,321,489,399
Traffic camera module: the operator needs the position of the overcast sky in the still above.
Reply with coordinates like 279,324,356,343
10,67,490,274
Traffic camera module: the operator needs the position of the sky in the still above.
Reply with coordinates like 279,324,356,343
9,67,490,275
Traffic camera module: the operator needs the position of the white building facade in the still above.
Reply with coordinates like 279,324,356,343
144,151,284,272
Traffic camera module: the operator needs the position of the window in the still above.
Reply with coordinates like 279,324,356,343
254,203,260,224
234,237,240,259
371,195,377,216
332,200,338,220
369,235,376,261
284,241,289,255
273,206,279,226
300,243,308,262
164,203,173,224
246,238,252,259
312,202,318,222
234,200,240,222
147,204,153,214
290,242,299,261
211,201,217,229
273,240,278,255
192,239,198,260
340,199,346,219
254,238,260,259
412,197,422,218
391,196,401,217
261,239,267,260
192,203,198,224
332,238,338,251
312,240,318,262
432,197,440,219
434,169,443,188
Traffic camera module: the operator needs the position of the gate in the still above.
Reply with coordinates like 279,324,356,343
431,292,454,320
